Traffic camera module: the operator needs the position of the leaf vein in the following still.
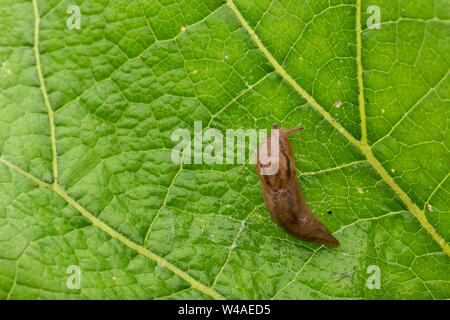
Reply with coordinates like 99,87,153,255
0,157,226,300
33,0,58,184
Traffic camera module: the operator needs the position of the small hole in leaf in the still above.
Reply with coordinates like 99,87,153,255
327,210,332,215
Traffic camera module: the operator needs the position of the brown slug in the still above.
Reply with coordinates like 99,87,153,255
256,124,339,246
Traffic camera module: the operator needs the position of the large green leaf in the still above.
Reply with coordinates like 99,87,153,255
0,0,449,299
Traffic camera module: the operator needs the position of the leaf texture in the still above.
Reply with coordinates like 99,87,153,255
0,0,449,299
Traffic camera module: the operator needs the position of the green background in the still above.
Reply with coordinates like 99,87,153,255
0,0,449,299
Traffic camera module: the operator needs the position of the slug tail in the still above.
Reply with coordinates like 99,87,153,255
294,216,340,247
316,228,339,247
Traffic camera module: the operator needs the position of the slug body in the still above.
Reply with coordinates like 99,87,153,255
256,124,339,246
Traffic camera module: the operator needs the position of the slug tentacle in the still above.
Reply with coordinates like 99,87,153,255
285,126,304,135
256,124,339,246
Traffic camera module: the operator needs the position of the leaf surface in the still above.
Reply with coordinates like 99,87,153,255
0,0,449,299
